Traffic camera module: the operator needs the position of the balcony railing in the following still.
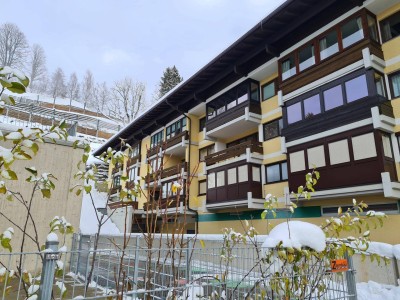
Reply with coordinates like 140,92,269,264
145,162,188,183
205,140,262,166
108,200,138,210
144,195,186,211
110,185,121,195
147,131,189,157
111,164,122,175
206,101,261,132
127,154,140,168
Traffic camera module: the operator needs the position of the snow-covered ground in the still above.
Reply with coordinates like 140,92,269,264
8,91,85,109
357,281,400,299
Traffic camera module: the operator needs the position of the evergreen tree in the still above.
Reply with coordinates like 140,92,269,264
157,65,183,99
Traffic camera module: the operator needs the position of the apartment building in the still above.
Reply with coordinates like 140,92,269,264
94,0,400,243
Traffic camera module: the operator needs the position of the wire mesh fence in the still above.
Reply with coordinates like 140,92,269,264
0,234,358,299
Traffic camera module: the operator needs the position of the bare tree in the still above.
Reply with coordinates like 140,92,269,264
67,72,79,111
93,82,109,113
28,44,47,91
109,77,146,124
0,23,29,69
49,67,66,106
81,69,94,112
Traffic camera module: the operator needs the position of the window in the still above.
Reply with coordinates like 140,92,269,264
289,151,305,172
227,168,237,185
262,80,276,101
238,165,248,182
319,30,339,60
307,145,326,168
166,117,187,140
367,14,378,42
328,139,350,165
282,55,296,80
198,180,206,195
206,79,260,120
351,133,377,160
382,134,393,158
112,175,121,188
150,131,163,148
199,117,206,132
324,85,343,111
252,166,261,182
380,10,400,42
389,71,400,98
345,74,368,102
199,144,215,161
299,44,315,71
131,143,140,158
341,17,364,48
263,119,283,141
266,161,288,183
322,202,399,215
149,157,162,172
128,166,138,182
207,173,215,189
303,95,321,118
216,171,225,187
287,102,302,124
374,72,386,97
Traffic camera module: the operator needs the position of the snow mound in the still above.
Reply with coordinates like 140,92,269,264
357,281,400,300
393,245,400,260
262,221,326,252
366,242,394,258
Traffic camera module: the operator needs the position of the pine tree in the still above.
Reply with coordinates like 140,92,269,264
157,65,183,99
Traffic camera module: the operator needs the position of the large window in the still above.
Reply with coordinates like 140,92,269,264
279,12,374,81
351,133,376,160
266,161,288,183
131,143,140,158
208,164,259,188
166,117,187,140
150,131,163,148
198,180,206,196
264,119,283,141
206,79,260,121
380,10,400,43
112,175,121,188
199,117,206,132
262,80,277,101
286,70,376,125
389,71,400,98
128,166,138,182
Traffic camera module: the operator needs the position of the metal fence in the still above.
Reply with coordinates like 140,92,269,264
0,234,358,299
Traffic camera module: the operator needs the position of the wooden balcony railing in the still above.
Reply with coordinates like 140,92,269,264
145,162,188,183
206,101,261,132
127,154,140,168
108,200,138,210
147,131,189,157
205,140,262,166
111,164,121,175
125,180,137,190
144,195,186,211
110,185,121,195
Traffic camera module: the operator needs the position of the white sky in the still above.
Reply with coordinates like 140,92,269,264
2,0,285,99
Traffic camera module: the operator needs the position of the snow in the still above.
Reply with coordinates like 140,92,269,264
262,221,326,252
27,284,39,295
393,245,400,260
79,179,120,235
46,232,59,242
357,281,400,300
0,267,6,276
59,245,67,252
366,242,394,258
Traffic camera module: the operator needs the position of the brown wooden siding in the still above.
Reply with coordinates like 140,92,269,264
108,200,138,210
147,131,188,157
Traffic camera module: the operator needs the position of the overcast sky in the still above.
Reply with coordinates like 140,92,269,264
2,0,285,99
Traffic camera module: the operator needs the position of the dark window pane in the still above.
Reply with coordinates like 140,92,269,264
341,17,364,48
320,31,339,60
281,162,288,180
367,15,378,42
207,106,215,120
251,82,259,101
262,81,276,100
345,74,368,102
299,44,315,71
264,119,282,141
287,102,302,124
380,11,400,42
390,72,400,98
282,55,296,80
303,94,321,119
324,85,343,110
266,164,281,183
199,117,206,132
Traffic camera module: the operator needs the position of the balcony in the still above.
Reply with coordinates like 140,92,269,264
205,101,261,139
111,164,122,175
108,200,138,210
110,185,121,195
145,162,188,183
205,162,264,210
127,154,140,168
147,130,189,157
144,195,186,211
205,140,262,166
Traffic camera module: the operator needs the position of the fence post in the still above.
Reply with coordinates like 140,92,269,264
132,236,140,292
186,237,193,284
345,252,357,300
96,119,100,137
38,234,60,300
393,257,400,286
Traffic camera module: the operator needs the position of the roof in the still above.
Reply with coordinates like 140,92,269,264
94,0,364,156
